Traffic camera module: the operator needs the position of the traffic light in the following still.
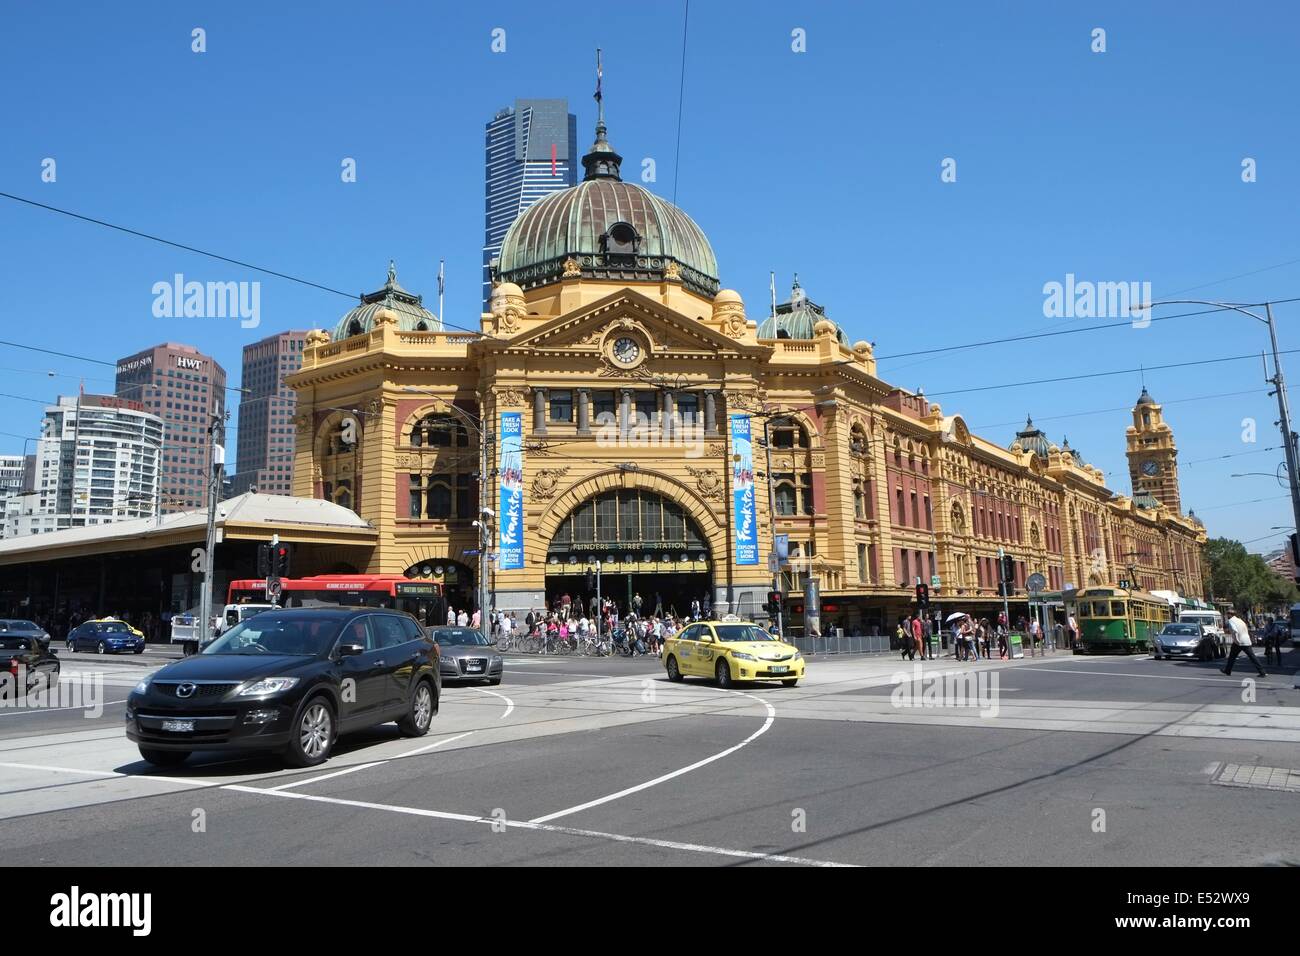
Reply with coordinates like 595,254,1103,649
256,543,272,578
915,582,929,607
272,544,291,578
1000,554,1016,595
586,569,594,592
767,590,783,615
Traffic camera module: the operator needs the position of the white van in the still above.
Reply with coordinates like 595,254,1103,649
1179,608,1226,653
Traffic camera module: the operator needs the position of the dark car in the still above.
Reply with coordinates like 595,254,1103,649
429,627,503,685
127,607,440,768
1153,622,1220,661
0,619,52,649
0,631,60,700
67,620,145,655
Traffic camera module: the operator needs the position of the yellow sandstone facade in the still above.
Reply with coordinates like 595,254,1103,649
287,117,1206,629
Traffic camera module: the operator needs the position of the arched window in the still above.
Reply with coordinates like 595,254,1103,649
347,318,363,337
849,423,869,456
319,414,361,512
410,413,470,449
774,473,813,516
853,482,867,520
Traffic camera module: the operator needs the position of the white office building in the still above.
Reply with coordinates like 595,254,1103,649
7,395,163,536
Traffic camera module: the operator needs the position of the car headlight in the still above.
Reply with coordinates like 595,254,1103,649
133,677,151,694
731,651,756,661
793,650,803,661
237,677,299,697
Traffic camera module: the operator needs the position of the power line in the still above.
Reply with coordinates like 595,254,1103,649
671,0,691,206
1183,445,1281,466
927,349,1300,399
0,191,500,344
1193,493,1289,512
973,388,1265,431
876,300,1300,364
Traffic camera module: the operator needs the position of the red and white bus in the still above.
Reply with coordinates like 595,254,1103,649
227,574,447,627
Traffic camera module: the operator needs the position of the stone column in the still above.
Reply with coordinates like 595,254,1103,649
620,388,633,439
662,391,675,441
576,388,591,435
704,391,718,437
532,388,547,436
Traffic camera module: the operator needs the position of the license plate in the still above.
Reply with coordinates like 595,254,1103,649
162,719,195,733
770,665,788,673
466,664,483,672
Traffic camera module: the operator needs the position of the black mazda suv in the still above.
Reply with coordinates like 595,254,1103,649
127,607,440,768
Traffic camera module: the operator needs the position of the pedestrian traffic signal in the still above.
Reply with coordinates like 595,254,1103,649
256,543,272,578
1000,554,1015,586
586,569,594,591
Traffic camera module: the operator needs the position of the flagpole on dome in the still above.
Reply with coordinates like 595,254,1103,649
437,258,445,327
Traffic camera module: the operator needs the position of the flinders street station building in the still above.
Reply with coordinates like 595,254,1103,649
286,115,1208,631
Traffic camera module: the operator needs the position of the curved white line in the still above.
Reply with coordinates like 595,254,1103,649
528,687,776,824
473,687,514,720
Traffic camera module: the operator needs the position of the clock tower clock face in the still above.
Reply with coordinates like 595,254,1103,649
612,336,641,365
1141,460,1160,477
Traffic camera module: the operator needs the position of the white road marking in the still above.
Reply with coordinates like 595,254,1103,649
0,760,213,787
528,688,776,824
473,687,514,719
224,784,850,866
397,730,475,758
268,761,388,791
1015,666,1277,684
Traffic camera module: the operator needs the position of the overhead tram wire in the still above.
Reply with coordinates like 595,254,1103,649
973,387,1266,430
875,300,1300,364
0,191,509,346
926,348,1300,399
671,0,690,206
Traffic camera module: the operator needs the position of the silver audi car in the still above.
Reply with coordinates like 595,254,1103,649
428,626,504,685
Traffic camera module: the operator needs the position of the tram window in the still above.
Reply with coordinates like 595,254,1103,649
1077,603,1090,618
1092,602,1109,616
1111,602,1126,617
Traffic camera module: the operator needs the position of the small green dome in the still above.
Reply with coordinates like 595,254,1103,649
757,276,849,345
333,262,440,340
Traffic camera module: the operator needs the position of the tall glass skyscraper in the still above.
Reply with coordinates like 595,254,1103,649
483,99,577,306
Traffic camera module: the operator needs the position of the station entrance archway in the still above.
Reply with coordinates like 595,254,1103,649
544,488,712,618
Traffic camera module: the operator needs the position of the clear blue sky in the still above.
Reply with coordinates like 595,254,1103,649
2,1,1297,552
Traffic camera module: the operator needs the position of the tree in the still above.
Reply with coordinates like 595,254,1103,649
1205,537,1298,613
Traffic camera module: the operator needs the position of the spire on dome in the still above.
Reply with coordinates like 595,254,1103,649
582,48,623,181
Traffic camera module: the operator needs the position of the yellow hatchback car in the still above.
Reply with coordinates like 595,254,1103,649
663,620,804,688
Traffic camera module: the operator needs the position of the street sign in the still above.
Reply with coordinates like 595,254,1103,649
1026,572,1046,593
768,552,780,574
930,575,941,588
266,576,282,604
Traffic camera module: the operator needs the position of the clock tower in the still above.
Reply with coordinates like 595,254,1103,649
1126,387,1181,512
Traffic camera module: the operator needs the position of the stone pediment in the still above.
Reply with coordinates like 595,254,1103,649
493,289,763,357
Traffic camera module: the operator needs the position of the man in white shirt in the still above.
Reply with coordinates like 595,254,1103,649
1221,607,1266,678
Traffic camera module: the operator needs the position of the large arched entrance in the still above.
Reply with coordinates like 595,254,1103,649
545,488,712,618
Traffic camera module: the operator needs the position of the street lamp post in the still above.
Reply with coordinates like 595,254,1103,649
1139,299,1300,542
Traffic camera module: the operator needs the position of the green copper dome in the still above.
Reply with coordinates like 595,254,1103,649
495,116,720,298
333,262,441,340
758,276,850,345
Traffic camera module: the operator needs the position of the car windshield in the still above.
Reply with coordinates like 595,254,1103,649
0,620,39,632
97,623,129,634
430,628,489,646
202,614,345,656
1162,624,1198,635
714,624,776,642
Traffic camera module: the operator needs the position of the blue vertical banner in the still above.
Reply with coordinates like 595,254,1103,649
498,412,524,570
730,414,759,566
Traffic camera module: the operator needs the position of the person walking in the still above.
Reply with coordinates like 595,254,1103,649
457,608,469,627
897,619,909,660
922,615,934,660
447,605,456,626
911,614,925,660
1221,607,1266,678
1263,622,1283,666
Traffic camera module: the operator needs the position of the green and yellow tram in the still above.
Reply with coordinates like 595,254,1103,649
1071,587,1172,654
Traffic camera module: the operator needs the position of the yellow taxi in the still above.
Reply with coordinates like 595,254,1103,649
663,618,804,687
92,617,145,639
